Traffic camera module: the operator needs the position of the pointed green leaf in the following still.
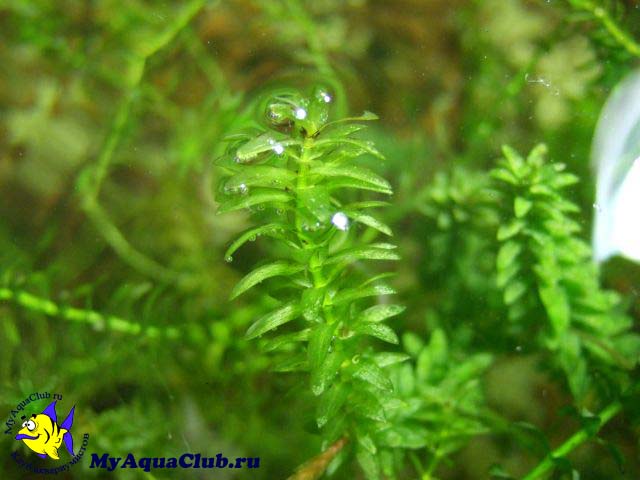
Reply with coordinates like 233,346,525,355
356,429,377,454
217,189,293,214
347,211,393,236
308,323,338,371
497,220,525,241
325,177,393,194
514,196,533,218
504,280,527,305
261,328,311,352
231,261,304,299
224,165,295,191
311,351,343,395
272,353,308,372
497,241,522,271
245,302,299,339
326,246,400,265
357,447,381,480
235,133,298,162
353,362,393,392
333,284,396,305
379,424,429,449
353,323,399,344
374,352,411,367
313,164,391,192
360,304,405,323
316,383,348,428
224,223,290,259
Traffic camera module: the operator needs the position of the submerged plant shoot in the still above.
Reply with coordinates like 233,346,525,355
1,1,639,479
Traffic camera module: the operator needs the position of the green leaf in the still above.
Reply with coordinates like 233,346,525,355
234,133,298,162
497,220,525,240
379,424,429,449
272,353,308,372
490,168,519,185
313,164,392,192
333,284,396,305
497,241,522,272
360,304,405,323
538,284,570,334
514,196,533,218
316,383,347,428
325,177,393,195
261,328,311,352
308,322,337,371
356,429,377,454
344,200,391,210
217,188,293,214
326,246,400,265
504,279,527,305
358,110,379,121
347,211,393,236
353,323,399,344
311,351,343,395
230,261,304,299
224,223,289,260
315,138,384,160
245,302,300,339
374,352,410,367
224,165,295,191
356,446,381,480
352,390,386,422
353,362,393,392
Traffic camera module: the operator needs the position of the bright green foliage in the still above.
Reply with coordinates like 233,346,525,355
491,144,640,402
216,87,403,477
383,329,492,478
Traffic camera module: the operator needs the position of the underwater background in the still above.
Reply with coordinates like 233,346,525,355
1,1,640,479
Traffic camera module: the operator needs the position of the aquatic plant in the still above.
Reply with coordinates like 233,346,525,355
216,87,408,477
2,0,640,479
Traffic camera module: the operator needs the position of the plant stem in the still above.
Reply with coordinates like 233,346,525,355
287,437,348,480
0,287,179,339
566,0,640,58
80,0,206,285
521,400,622,480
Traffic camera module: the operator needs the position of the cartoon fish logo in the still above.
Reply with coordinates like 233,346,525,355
15,400,75,460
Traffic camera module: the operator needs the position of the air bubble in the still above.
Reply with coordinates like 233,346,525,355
225,256,233,263
294,108,307,120
331,212,350,231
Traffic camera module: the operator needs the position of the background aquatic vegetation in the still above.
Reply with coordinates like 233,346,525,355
1,0,639,479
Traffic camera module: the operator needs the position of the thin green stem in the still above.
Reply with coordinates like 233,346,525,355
0,287,179,339
79,0,206,285
566,0,640,58
82,202,193,287
522,400,622,480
